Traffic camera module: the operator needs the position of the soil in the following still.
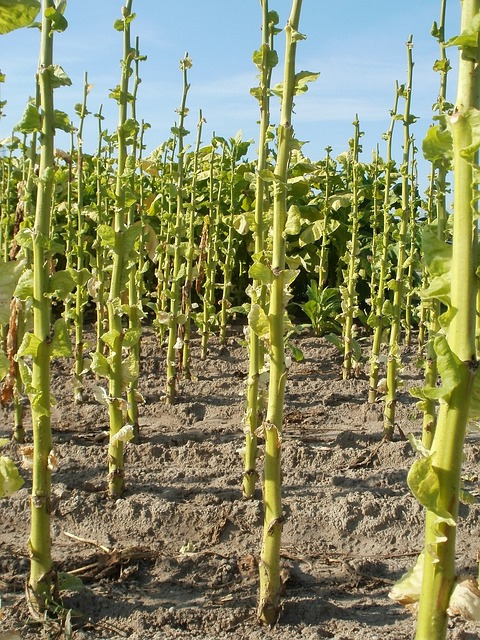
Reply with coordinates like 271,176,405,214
1,326,480,640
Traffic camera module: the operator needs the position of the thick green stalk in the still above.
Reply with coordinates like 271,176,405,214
416,1,480,636
244,0,274,499
182,110,205,378
165,55,191,404
420,172,438,447
342,116,362,380
62,131,74,327
258,0,302,625
421,0,449,447
200,141,224,360
219,148,237,344
384,37,414,439
28,0,55,608
156,139,177,343
11,134,37,443
126,37,144,436
404,149,418,346
94,105,108,360
368,88,400,404
73,73,89,403
106,0,134,498
318,147,334,288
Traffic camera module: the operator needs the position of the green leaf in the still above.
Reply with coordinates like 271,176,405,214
119,118,139,143
101,329,120,351
407,455,456,527
258,168,277,183
123,328,142,349
283,269,299,286
432,335,463,401
459,108,480,160
252,45,278,71
299,219,323,246
468,366,480,418
459,488,477,505
433,58,452,73
54,109,73,133
97,224,115,250
17,332,42,358
249,262,272,285
325,333,343,352
14,101,41,134
13,268,33,301
71,267,91,287
0,349,9,381
51,319,72,358
124,225,142,256
294,70,320,95
121,354,138,386
248,304,269,340
422,122,453,163
44,5,68,33
422,225,452,277
291,28,307,43
0,0,39,34
90,352,110,379
57,572,84,593
287,342,304,362
48,64,72,88
284,205,302,235
0,259,26,323
48,270,75,301
0,455,24,497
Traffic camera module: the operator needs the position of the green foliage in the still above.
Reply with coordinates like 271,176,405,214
0,0,39,34
0,439,24,498
408,454,456,529
14,101,42,134
297,281,341,336
45,1,68,33
0,259,26,324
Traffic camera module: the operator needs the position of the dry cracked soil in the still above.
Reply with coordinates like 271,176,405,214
1,325,480,640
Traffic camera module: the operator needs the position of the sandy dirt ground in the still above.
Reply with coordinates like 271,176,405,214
1,326,480,639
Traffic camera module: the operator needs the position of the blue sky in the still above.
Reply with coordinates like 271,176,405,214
1,1,461,186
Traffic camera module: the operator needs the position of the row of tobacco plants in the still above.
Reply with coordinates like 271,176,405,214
1,0,480,638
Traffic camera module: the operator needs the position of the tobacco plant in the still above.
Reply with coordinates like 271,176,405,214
165,53,191,403
257,0,319,623
181,110,205,378
340,116,363,380
390,2,480,636
243,0,278,499
367,87,401,403
15,0,73,609
384,36,415,439
72,73,92,403
93,0,141,497
417,0,450,448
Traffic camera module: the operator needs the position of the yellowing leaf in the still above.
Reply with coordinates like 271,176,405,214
110,424,135,446
447,577,480,620
249,262,272,285
248,304,269,340
407,455,455,527
388,552,424,606
0,455,24,497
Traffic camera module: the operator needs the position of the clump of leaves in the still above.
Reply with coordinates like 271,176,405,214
297,281,341,336
0,438,24,497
